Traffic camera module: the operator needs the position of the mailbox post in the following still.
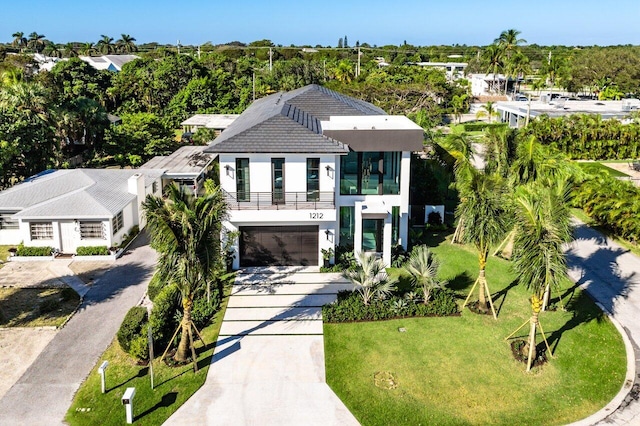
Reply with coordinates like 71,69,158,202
98,361,109,394
122,387,136,424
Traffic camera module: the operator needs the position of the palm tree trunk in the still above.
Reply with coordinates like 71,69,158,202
542,283,551,311
175,297,194,363
478,253,488,312
526,311,539,372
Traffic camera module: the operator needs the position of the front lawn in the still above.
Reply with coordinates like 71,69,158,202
0,287,80,327
577,161,629,178
325,232,626,426
65,291,229,426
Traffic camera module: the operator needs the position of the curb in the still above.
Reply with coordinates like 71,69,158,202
566,296,637,425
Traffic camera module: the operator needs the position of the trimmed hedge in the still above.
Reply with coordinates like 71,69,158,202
147,274,165,302
149,284,180,348
323,288,459,323
463,122,507,132
76,246,109,256
191,295,220,329
117,306,148,353
16,244,53,256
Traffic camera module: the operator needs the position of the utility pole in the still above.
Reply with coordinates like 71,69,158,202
197,45,201,60
269,47,273,72
356,46,361,78
177,39,180,55
252,71,256,102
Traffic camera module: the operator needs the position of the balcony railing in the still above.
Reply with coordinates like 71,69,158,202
224,191,335,210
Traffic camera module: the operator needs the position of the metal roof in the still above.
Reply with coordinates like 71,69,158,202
0,169,163,219
180,114,240,129
140,145,216,176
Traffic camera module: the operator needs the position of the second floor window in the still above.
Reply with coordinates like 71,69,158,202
307,158,320,201
236,158,250,202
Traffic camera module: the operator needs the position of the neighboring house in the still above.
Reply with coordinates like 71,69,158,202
205,84,423,269
470,73,515,96
140,145,217,195
181,114,240,136
0,169,163,253
78,55,139,72
496,98,640,128
414,62,467,81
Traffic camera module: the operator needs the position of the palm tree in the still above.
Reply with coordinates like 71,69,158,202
79,42,96,56
11,31,27,52
483,44,504,94
402,245,445,303
96,35,115,54
505,50,530,94
333,60,355,83
509,179,572,371
457,168,509,319
116,34,137,53
63,42,78,58
142,183,227,368
495,29,527,59
27,32,47,53
476,101,499,123
450,93,468,125
43,42,62,58
343,252,396,306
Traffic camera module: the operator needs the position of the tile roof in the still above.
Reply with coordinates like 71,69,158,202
205,84,385,154
0,169,163,219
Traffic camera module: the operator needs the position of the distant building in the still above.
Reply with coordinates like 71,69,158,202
78,55,139,72
496,98,640,128
470,73,516,96
181,114,240,136
413,62,467,81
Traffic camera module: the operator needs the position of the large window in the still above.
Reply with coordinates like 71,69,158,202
362,219,383,252
236,158,250,202
30,222,53,240
0,211,18,230
80,221,106,239
340,151,401,195
307,158,320,201
272,158,285,204
112,211,124,234
339,206,355,247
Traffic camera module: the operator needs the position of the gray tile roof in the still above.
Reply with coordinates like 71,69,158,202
0,169,164,219
205,84,385,154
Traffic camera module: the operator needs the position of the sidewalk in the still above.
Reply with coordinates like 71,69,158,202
0,234,157,426
566,222,640,425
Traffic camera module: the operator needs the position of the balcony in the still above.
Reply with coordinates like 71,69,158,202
224,191,335,210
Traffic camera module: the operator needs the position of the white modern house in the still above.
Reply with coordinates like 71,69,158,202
205,84,423,269
0,169,163,253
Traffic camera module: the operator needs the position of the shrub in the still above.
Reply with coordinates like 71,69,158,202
463,122,508,132
147,274,166,302
16,243,53,256
323,288,458,323
76,246,109,256
149,284,180,348
427,211,442,226
39,298,61,314
391,244,409,267
61,287,78,302
129,333,149,361
191,295,220,329
117,306,148,353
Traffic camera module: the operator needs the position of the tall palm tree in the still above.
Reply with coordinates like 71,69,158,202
483,44,504,94
495,29,527,59
116,34,137,53
343,252,396,306
457,168,509,318
79,42,96,56
27,32,47,53
142,183,227,368
43,42,62,58
402,245,445,303
63,42,78,58
476,101,499,123
510,179,572,371
11,31,27,52
96,35,115,54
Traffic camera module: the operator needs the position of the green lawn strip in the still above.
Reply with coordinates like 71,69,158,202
325,234,626,426
577,162,630,178
0,287,80,327
0,245,11,265
66,289,230,426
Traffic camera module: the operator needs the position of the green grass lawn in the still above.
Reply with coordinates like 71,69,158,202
577,161,630,178
0,287,80,327
325,231,626,426
65,290,230,426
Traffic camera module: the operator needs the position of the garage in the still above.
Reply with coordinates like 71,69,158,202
239,226,319,267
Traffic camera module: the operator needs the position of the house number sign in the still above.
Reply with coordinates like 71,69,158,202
309,212,324,219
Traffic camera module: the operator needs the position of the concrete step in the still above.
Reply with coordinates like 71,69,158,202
227,294,337,308
239,266,321,275
219,320,323,336
231,282,353,296
224,307,322,321
234,272,348,285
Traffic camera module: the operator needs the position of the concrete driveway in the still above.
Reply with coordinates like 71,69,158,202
0,233,157,426
165,267,359,426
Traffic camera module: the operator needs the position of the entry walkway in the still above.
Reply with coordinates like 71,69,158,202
165,267,360,426
566,222,640,425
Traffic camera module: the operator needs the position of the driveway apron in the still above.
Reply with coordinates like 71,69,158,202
165,267,359,426
0,233,157,426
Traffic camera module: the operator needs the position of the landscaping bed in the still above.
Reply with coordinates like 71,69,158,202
324,233,626,425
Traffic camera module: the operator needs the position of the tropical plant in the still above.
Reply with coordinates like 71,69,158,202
510,179,573,371
333,60,355,83
116,34,137,53
343,252,397,306
79,42,96,56
27,32,47,53
96,35,115,54
402,245,446,303
482,45,504,93
11,32,27,52
476,101,499,123
142,182,227,368
63,42,78,58
457,168,509,318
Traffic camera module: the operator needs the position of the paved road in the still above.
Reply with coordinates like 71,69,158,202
566,222,640,426
0,233,157,426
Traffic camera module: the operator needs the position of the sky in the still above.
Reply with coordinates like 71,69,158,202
2,0,639,48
